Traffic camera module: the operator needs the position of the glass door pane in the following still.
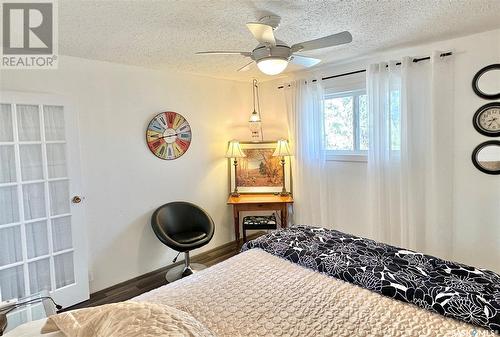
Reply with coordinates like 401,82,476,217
22,183,46,220
46,144,67,178
25,221,49,259
0,104,13,141
16,105,41,141
0,186,19,225
0,226,22,265
19,145,44,181
43,106,65,141
0,146,16,183
0,266,25,300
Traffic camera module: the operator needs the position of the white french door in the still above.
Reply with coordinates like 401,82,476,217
0,92,89,310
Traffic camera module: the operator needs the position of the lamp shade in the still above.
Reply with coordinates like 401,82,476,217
249,110,261,123
226,140,246,158
257,58,288,75
273,139,292,157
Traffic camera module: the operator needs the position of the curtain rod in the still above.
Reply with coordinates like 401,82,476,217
277,52,453,89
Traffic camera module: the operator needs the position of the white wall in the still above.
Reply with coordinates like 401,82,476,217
0,56,286,292
261,29,500,273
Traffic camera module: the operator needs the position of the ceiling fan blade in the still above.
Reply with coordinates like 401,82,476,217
291,31,352,52
237,61,255,72
246,22,276,46
290,55,321,68
196,51,251,56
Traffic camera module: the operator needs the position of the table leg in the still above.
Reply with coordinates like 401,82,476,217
233,206,240,241
282,204,288,228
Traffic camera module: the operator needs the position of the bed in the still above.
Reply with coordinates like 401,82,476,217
7,226,500,336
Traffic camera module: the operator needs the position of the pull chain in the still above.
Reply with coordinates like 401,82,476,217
255,79,264,141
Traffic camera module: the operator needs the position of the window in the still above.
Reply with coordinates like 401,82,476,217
324,90,368,160
389,90,401,151
323,80,402,161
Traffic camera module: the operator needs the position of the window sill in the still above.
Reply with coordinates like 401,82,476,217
326,153,368,162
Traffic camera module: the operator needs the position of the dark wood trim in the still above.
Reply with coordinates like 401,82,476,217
64,232,264,311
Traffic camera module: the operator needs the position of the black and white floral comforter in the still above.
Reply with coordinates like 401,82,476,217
242,225,500,332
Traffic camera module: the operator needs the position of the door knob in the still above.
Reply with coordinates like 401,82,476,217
72,196,82,204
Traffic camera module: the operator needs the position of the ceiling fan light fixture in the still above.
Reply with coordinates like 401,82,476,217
196,16,353,75
257,57,288,75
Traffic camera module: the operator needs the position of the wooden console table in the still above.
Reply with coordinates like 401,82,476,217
227,193,294,241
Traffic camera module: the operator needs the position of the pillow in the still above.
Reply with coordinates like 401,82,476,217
41,301,215,337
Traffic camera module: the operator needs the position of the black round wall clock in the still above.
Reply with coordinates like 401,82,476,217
472,102,500,137
146,111,192,160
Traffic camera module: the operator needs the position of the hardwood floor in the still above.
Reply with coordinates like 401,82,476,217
64,232,263,311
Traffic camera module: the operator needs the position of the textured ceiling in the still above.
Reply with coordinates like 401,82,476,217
59,0,500,81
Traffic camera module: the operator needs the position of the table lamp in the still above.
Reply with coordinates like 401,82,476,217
273,139,292,196
226,140,246,197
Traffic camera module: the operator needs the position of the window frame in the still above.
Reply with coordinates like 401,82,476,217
323,89,368,162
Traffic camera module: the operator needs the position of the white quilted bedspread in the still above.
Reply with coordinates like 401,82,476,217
134,249,491,337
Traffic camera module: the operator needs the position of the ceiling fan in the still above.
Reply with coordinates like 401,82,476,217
196,15,352,76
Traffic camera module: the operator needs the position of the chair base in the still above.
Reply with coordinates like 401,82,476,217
165,263,206,283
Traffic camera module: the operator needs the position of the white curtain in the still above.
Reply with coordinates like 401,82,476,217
368,52,454,259
284,79,333,226
367,61,402,244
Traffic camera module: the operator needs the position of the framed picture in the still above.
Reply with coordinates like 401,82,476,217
229,141,291,194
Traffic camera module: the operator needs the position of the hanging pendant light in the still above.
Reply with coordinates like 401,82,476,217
249,79,263,141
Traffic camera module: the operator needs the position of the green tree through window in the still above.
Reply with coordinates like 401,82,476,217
324,91,367,152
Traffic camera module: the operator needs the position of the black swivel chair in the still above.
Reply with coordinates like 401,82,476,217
151,202,215,282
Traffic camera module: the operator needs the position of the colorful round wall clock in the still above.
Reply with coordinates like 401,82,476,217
146,111,192,160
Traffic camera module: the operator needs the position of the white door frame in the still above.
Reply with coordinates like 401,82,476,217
0,90,89,307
